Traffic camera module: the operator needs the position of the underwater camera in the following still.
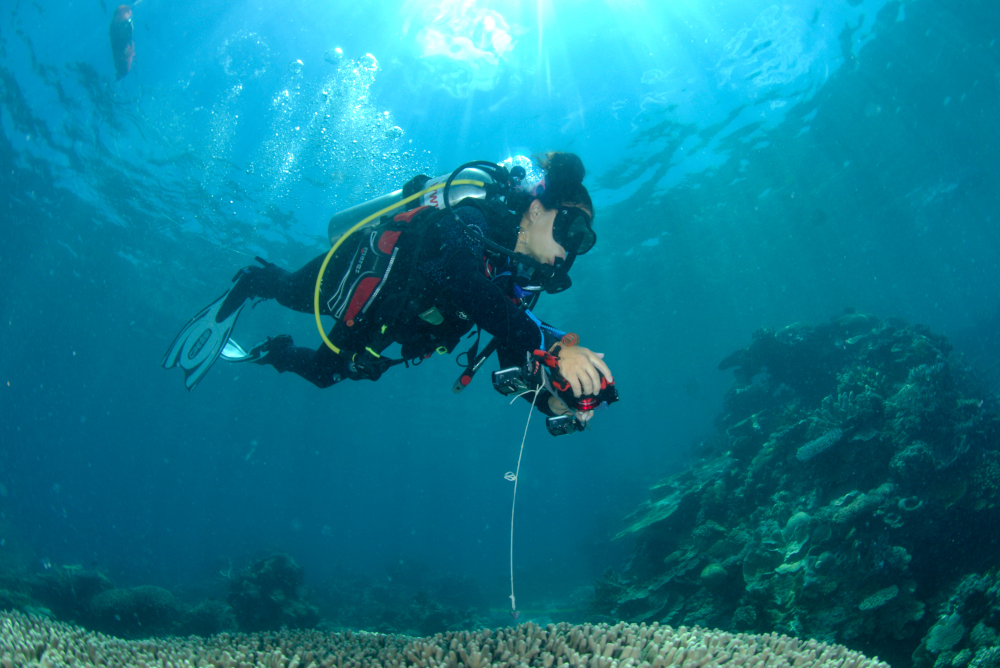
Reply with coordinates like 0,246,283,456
492,362,619,436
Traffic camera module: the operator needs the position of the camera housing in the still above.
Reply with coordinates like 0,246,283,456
492,363,619,436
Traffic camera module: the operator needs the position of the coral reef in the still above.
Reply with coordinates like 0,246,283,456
311,559,493,636
0,610,889,668
226,554,320,632
89,585,179,638
598,312,1000,666
18,565,241,639
185,599,239,637
2,554,482,640
911,571,1000,668
25,566,113,624
314,568,486,637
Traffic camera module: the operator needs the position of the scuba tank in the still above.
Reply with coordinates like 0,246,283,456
327,167,499,244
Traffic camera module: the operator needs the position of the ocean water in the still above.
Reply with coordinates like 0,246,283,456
1,0,998,631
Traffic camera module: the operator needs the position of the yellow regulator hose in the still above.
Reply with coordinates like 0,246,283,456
313,180,485,354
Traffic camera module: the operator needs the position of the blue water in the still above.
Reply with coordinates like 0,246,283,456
1,0,998,621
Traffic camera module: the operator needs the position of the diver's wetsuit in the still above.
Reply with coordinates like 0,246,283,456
238,204,564,407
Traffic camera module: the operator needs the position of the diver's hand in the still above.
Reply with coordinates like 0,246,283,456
556,345,613,398
547,396,595,425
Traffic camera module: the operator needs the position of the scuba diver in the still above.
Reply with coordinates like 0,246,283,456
109,5,135,80
163,152,616,433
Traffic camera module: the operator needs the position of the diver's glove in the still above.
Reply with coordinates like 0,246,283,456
219,257,286,321
346,349,391,381
249,335,293,366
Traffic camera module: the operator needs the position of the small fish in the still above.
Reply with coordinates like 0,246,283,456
109,5,135,80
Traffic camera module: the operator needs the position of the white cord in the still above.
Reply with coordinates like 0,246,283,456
505,384,541,621
509,388,537,404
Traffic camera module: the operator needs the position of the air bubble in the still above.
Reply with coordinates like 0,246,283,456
324,47,344,65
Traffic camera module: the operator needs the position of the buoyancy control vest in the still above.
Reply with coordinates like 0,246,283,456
318,194,519,364
314,164,515,359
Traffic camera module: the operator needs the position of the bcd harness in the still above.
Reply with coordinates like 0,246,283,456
317,197,536,385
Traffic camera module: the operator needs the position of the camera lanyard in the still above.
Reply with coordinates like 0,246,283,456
504,381,542,622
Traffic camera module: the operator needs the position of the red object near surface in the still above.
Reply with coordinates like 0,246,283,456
109,5,134,80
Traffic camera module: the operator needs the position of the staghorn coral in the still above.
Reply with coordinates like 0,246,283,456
815,392,861,431
0,611,890,668
835,366,889,400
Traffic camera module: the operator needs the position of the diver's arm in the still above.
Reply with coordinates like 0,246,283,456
441,250,547,352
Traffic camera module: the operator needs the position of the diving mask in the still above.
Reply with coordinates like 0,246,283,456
553,207,596,255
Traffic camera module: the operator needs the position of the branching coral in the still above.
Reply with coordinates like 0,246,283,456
0,611,891,668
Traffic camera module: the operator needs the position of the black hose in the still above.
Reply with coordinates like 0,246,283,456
442,161,558,287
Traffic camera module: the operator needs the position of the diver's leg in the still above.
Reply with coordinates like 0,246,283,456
245,252,353,315
218,253,342,320
267,253,335,314
253,336,352,388
217,257,290,321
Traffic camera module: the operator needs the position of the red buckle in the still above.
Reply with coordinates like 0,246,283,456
393,205,432,224
532,349,560,368
551,379,571,392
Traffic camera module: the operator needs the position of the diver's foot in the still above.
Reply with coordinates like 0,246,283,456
249,335,294,366
216,257,282,323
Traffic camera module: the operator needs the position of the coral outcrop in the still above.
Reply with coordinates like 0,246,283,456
11,564,238,639
24,566,113,623
597,312,1000,666
89,585,178,638
4,556,480,640
227,554,320,632
912,571,1000,668
313,562,489,636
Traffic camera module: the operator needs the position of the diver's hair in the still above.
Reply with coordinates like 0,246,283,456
512,151,594,219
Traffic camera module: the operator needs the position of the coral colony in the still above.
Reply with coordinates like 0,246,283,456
596,312,1000,668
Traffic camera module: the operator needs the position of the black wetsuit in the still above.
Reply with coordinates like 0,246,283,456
242,203,565,410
